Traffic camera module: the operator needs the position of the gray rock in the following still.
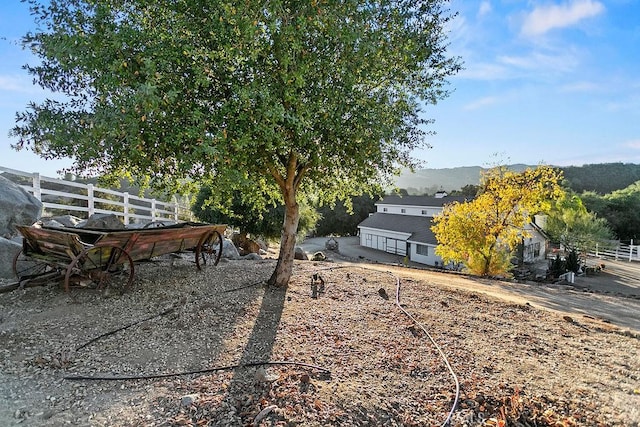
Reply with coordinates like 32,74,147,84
294,246,308,260
40,219,65,228
311,251,327,261
42,214,82,228
77,213,125,229
0,237,21,279
180,393,200,407
221,238,240,260
241,253,262,261
0,175,42,238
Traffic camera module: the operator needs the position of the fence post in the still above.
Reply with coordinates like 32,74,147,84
151,199,157,221
123,192,130,226
32,172,42,201
173,196,179,221
87,184,95,217
631,239,634,262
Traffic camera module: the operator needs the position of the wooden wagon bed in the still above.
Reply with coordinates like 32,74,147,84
12,222,226,293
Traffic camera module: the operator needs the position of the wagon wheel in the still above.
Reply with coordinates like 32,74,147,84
195,230,223,269
12,249,56,281
143,221,168,229
64,245,135,294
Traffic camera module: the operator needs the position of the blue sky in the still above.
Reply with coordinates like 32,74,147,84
1,0,639,178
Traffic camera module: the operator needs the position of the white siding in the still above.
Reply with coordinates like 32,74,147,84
408,241,442,266
359,227,410,256
377,204,442,217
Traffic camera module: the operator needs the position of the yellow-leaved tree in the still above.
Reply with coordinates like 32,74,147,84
431,166,564,277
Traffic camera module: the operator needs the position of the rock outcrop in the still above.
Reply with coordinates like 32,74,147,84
0,175,42,238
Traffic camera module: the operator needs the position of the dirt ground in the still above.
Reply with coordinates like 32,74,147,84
301,237,640,333
0,246,639,426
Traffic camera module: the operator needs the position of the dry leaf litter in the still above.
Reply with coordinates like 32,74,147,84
0,256,639,426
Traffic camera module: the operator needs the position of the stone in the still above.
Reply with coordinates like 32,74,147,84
231,232,261,255
77,213,125,229
0,238,22,279
0,175,42,238
41,214,82,228
294,246,308,260
241,253,262,261
255,367,279,383
180,393,200,407
311,251,326,261
221,238,240,260
325,237,339,251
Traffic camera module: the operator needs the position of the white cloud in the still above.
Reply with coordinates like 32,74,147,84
560,81,601,92
478,1,492,18
625,140,640,150
499,49,580,74
463,96,500,111
0,74,39,94
521,0,605,37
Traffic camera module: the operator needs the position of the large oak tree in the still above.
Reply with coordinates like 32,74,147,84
12,0,460,285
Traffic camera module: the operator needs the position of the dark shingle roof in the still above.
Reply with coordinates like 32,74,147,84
358,213,437,245
377,194,468,208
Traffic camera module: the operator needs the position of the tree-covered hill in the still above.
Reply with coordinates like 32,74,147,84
394,163,640,195
561,163,640,194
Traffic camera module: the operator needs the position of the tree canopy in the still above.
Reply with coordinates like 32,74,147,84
544,191,613,254
12,0,461,285
431,166,563,277
581,181,640,241
192,186,318,240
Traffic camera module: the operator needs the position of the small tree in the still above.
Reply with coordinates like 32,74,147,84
431,166,563,277
544,192,613,254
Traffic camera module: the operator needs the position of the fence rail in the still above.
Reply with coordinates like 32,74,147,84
1,166,191,225
588,240,639,262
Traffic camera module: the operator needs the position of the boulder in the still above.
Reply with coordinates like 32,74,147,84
294,246,308,260
221,238,241,260
0,237,21,279
0,175,42,238
76,213,125,229
325,237,339,252
311,251,327,261
41,215,82,228
231,232,261,255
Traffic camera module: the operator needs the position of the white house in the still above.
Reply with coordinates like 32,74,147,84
357,193,467,266
357,194,549,266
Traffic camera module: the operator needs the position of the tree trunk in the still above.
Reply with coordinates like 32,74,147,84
268,191,300,287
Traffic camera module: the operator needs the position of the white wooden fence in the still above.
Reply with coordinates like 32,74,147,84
1,166,191,225
588,240,639,262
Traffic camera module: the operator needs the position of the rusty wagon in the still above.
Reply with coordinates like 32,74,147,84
12,222,226,293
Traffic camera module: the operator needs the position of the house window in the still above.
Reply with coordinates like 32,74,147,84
401,208,406,213
533,242,541,258
416,244,429,256
383,207,388,212
421,210,427,215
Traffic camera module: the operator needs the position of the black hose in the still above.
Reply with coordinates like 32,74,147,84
75,306,176,351
64,360,330,381
75,279,265,351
